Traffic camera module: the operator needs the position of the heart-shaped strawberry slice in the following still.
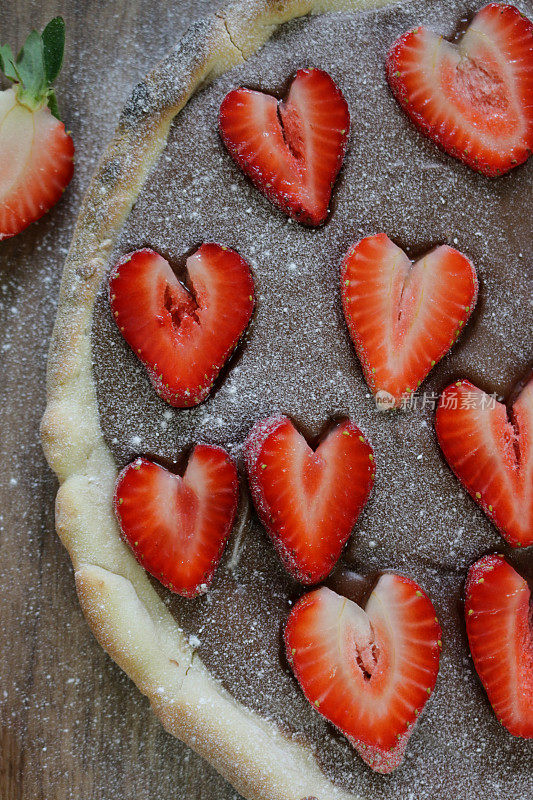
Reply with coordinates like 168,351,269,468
341,234,478,407
285,577,442,773
245,417,374,583
465,554,533,738
387,4,533,176
435,376,533,548
109,244,254,407
114,445,238,597
219,68,350,226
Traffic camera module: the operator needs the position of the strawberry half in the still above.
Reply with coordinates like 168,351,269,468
465,554,533,738
219,68,349,226
245,417,374,583
114,445,238,597
436,376,533,548
285,577,442,772
341,234,478,407
386,4,533,176
0,18,74,239
109,244,254,407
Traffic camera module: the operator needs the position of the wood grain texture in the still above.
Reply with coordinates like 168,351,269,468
0,2,240,798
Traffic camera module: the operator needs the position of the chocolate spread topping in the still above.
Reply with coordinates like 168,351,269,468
92,1,533,797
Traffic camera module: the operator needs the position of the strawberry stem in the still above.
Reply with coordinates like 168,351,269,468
0,17,65,119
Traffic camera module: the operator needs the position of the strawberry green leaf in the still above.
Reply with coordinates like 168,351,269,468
13,29,47,108
0,43,19,82
46,88,60,119
42,17,65,84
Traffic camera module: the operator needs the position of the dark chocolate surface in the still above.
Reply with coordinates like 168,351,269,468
92,2,533,798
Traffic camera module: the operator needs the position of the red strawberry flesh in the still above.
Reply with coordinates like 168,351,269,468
109,244,254,407
341,234,478,406
465,554,533,738
285,576,442,772
114,445,238,597
219,68,349,225
436,376,533,547
245,417,374,583
387,4,533,176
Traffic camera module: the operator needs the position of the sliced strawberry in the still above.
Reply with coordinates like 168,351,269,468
245,417,374,583
435,376,533,547
387,4,533,176
219,68,349,226
285,576,442,772
341,234,478,407
0,89,74,239
0,18,74,238
109,244,254,407
114,445,238,597
465,554,533,738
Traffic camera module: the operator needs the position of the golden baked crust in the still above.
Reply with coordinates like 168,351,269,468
41,3,401,798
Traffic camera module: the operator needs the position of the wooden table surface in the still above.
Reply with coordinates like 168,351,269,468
0,2,241,798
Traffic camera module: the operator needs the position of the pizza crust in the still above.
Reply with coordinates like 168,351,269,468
41,3,401,799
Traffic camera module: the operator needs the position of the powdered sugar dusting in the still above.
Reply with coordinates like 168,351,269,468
92,1,533,798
